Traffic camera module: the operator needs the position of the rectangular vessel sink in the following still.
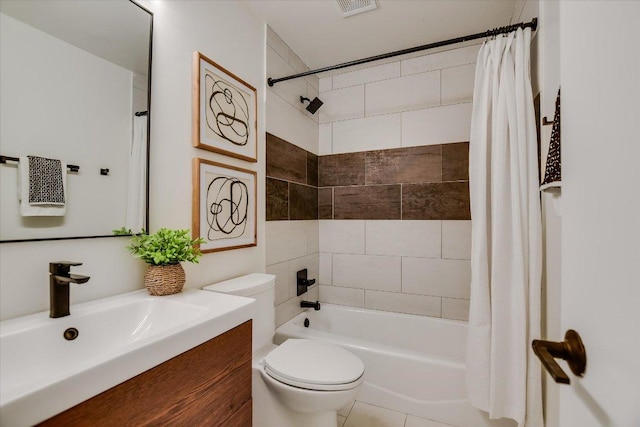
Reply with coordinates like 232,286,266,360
0,289,255,426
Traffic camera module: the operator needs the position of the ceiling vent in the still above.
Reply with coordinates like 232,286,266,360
335,0,378,18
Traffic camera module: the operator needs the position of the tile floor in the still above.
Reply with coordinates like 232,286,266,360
338,401,455,427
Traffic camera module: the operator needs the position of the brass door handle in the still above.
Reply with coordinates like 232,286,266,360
532,329,586,384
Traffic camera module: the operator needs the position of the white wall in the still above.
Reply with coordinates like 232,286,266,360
0,0,266,320
264,26,320,326
316,45,478,320
0,13,130,240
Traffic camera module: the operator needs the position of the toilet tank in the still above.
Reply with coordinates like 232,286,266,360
203,273,276,351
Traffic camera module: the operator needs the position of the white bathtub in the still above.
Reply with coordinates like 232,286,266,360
275,304,515,427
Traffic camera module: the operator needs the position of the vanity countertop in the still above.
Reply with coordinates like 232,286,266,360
0,289,254,426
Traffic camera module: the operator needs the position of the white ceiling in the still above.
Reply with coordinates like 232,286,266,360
244,0,517,71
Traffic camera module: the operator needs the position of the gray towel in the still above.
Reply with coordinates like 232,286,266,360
28,155,65,205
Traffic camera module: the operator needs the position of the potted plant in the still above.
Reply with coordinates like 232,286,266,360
118,228,205,296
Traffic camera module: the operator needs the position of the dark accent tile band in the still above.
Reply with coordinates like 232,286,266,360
366,145,442,185
442,142,469,182
318,188,333,219
290,183,318,220
334,185,401,220
266,133,307,185
318,152,366,187
266,178,289,221
402,181,470,220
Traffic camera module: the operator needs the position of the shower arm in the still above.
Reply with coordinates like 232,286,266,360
267,18,537,87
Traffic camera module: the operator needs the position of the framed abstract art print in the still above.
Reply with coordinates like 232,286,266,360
193,51,257,162
192,158,257,253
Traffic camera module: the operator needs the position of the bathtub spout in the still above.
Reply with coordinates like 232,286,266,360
301,300,321,311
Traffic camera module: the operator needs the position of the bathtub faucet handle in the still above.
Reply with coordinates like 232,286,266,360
296,268,316,296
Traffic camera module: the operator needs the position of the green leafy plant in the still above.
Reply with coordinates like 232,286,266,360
113,227,136,236
125,228,205,266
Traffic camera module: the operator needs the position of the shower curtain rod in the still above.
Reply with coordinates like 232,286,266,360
267,18,537,87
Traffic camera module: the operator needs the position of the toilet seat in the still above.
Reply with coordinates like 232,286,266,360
263,339,364,391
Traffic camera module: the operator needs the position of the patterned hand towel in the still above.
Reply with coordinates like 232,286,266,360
540,89,561,192
18,156,67,216
28,156,65,205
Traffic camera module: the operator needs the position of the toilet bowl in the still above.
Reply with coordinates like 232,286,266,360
203,274,364,427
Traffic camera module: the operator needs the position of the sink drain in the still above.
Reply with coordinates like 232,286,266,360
64,327,79,341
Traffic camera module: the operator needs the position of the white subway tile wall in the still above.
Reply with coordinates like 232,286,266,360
365,71,440,116
268,41,479,322
318,220,472,320
402,257,471,299
319,123,332,155
332,114,402,154
319,45,477,154
319,252,332,285
266,25,289,64
319,76,333,92
319,85,365,123
266,35,319,126
441,63,476,105
266,28,321,325
319,220,365,254
266,91,319,155
266,220,320,326
267,46,309,114
401,44,480,76
266,261,290,306
441,220,472,260
442,298,471,322
364,290,441,317
319,285,365,308
332,62,401,90
333,254,402,292
365,220,441,258
401,102,473,147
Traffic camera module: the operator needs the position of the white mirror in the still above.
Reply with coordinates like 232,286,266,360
0,0,152,242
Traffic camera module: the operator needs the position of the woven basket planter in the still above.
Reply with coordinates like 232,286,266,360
144,263,185,296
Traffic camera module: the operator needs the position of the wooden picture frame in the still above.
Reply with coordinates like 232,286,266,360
192,51,257,162
193,158,257,253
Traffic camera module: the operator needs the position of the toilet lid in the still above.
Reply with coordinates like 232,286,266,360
264,339,364,391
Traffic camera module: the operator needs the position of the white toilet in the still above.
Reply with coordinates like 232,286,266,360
203,273,364,427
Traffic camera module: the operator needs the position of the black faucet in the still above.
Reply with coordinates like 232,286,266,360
50,261,90,318
300,300,321,311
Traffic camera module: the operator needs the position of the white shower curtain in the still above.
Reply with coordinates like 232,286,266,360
125,115,147,233
466,28,542,427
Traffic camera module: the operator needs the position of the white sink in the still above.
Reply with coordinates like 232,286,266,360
0,289,255,426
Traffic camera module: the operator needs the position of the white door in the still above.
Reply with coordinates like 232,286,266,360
559,1,640,426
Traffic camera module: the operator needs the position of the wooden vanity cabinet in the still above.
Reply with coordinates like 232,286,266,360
39,320,252,426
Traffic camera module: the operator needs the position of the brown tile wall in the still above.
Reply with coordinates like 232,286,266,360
266,133,318,221
318,143,470,221
266,133,469,221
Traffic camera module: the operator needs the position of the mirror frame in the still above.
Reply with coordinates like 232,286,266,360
1,0,153,243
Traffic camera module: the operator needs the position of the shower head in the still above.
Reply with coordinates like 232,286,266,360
300,96,324,114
